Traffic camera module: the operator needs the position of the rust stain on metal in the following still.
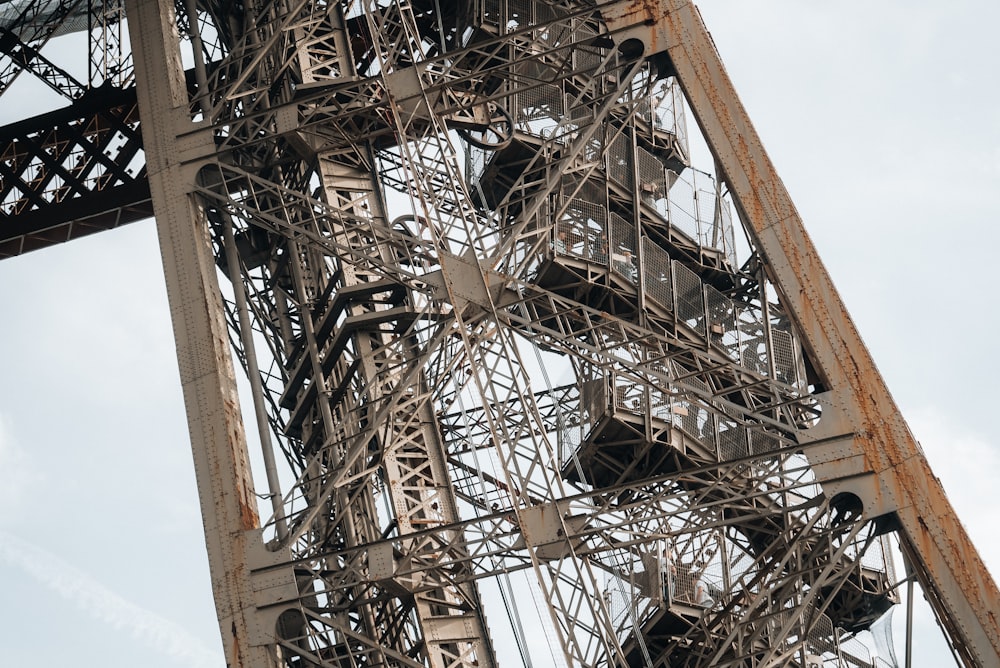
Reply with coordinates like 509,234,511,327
210,291,260,532
231,621,244,666
225,395,260,531
659,0,1000,660
602,1,663,32
617,0,656,23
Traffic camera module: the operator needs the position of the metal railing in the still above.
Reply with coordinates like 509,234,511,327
567,367,805,468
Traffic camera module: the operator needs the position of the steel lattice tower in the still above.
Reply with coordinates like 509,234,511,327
1,1,998,667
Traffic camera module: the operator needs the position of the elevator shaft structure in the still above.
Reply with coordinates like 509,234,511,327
2,1,998,667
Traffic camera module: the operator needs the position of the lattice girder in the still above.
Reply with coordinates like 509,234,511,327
17,0,986,667
0,84,149,258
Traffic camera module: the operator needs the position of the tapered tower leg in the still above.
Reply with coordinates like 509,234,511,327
125,0,275,665
654,1,1000,664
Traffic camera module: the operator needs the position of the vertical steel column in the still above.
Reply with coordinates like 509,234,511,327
124,0,272,665
313,155,498,668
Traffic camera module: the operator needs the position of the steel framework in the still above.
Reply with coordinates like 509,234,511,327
1,1,998,667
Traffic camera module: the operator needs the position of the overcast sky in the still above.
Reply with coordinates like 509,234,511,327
1,2,997,666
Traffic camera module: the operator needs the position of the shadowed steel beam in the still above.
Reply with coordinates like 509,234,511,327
0,0,86,95
0,85,150,259
0,27,87,98
654,1,1000,664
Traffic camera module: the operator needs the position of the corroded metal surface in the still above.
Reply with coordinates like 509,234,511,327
658,0,1000,664
5,0,995,665
124,0,271,665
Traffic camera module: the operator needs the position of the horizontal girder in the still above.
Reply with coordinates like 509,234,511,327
0,84,150,258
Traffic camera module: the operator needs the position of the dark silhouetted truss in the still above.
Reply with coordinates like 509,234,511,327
2,1,998,668
0,0,137,258
0,84,148,257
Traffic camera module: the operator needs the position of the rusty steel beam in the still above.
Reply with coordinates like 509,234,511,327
653,1,1000,665
124,0,278,665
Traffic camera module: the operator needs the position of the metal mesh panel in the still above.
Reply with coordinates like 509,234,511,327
479,0,571,41
612,375,646,414
764,607,800,656
607,133,633,191
609,213,637,283
558,187,607,265
695,185,718,249
772,327,796,385
534,1,557,23
467,143,487,179
649,387,671,422
705,285,738,361
737,308,770,376
651,79,679,133
582,132,605,163
572,45,604,77
700,407,717,453
642,237,673,312
481,0,501,26
806,613,838,662
569,175,607,206
551,224,569,257
673,260,705,336
718,418,748,462
507,0,532,32
697,563,725,608
568,95,593,125
536,17,566,51
558,419,584,473
674,377,713,450
839,635,874,668
666,169,737,262
667,169,699,241
671,567,701,606
636,91,657,128
860,535,896,580
673,400,698,441
665,79,689,158
637,146,668,220
750,430,782,455
646,362,672,422
1,0,97,37
567,11,601,43
516,83,562,137
671,530,724,608
604,574,631,628
603,551,651,641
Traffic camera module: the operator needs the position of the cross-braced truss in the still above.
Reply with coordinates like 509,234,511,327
0,0,138,257
2,1,998,667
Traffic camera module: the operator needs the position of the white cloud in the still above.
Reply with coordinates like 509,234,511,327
0,530,223,668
